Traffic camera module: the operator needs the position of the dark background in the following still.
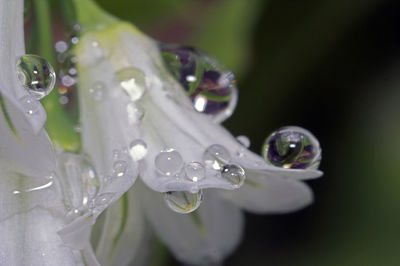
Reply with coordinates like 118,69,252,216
94,0,400,265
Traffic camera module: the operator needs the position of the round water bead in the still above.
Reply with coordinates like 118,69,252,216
129,139,148,161
17,54,56,100
20,95,40,115
160,43,237,120
117,67,146,101
155,149,184,176
221,164,246,187
203,144,231,170
164,190,203,214
184,162,206,182
262,126,321,169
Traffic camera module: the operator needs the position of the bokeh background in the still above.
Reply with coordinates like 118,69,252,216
55,0,400,265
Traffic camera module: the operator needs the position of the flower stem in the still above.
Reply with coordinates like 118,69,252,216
33,0,81,151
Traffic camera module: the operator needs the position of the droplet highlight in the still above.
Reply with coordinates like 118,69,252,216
164,190,203,214
117,67,146,101
16,54,56,100
221,164,246,187
203,144,231,170
155,149,183,176
262,126,321,169
184,162,206,182
20,95,40,115
113,160,128,177
129,139,148,161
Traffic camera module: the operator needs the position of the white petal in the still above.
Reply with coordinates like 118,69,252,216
220,168,314,214
0,207,84,266
137,182,244,265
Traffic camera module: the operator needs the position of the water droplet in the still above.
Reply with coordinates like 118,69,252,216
262,126,321,169
89,81,104,100
164,190,203,214
117,67,146,101
184,162,205,182
126,103,145,124
92,192,115,213
16,54,56,100
155,149,183,176
203,144,231,170
160,43,237,121
20,95,40,115
112,149,122,159
236,135,250,148
55,41,68,53
129,139,148,161
221,164,246,187
113,160,128,177
59,95,69,105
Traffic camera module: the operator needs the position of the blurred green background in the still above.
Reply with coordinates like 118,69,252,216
59,0,400,265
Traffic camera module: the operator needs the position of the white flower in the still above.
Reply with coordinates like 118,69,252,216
72,1,323,265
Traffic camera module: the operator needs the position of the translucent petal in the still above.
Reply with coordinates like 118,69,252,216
219,169,314,214
137,182,244,265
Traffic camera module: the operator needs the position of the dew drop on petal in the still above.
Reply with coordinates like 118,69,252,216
184,162,206,182
89,81,104,101
164,190,203,214
16,54,56,100
262,126,322,169
20,95,40,115
113,160,128,177
117,67,146,101
160,43,237,121
129,139,148,161
236,135,250,148
221,164,246,187
155,149,183,176
126,102,145,124
112,149,121,159
92,192,115,212
203,144,231,170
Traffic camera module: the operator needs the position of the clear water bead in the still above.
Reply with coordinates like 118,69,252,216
184,162,206,182
129,139,148,161
203,144,231,170
113,160,128,177
221,164,246,187
20,95,40,115
164,190,203,214
16,54,56,100
117,67,146,101
263,126,321,169
155,149,183,176
236,135,250,148
89,81,104,101
160,43,237,121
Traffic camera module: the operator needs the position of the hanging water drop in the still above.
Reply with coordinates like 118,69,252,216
160,43,237,122
16,54,56,100
155,149,183,176
129,139,148,161
262,126,321,169
113,160,128,177
164,190,203,214
89,81,104,101
184,162,206,182
117,67,146,101
203,144,231,170
20,95,40,115
221,164,246,187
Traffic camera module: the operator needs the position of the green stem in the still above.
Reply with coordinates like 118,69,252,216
33,0,81,151
57,0,77,32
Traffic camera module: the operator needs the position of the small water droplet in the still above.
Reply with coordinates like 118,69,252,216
55,41,68,53
262,126,321,169
126,103,145,124
129,139,148,161
59,95,69,105
113,160,128,177
112,149,121,159
184,162,205,182
203,144,231,170
16,54,56,100
164,190,203,214
92,192,115,212
89,81,104,101
160,44,237,121
20,95,40,115
221,164,246,187
155,149,183,176
236,135,250,148
117,67,146,101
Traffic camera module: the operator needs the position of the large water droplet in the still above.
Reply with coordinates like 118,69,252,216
262,126,321,169
16,54,56,100
221,164,246,187
155,149,183,176
164,190,203,214
20,95,40,115
117,67,146,101
184,162,206,182
129,139,148,161
160,44,237,122
203,144,231,170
